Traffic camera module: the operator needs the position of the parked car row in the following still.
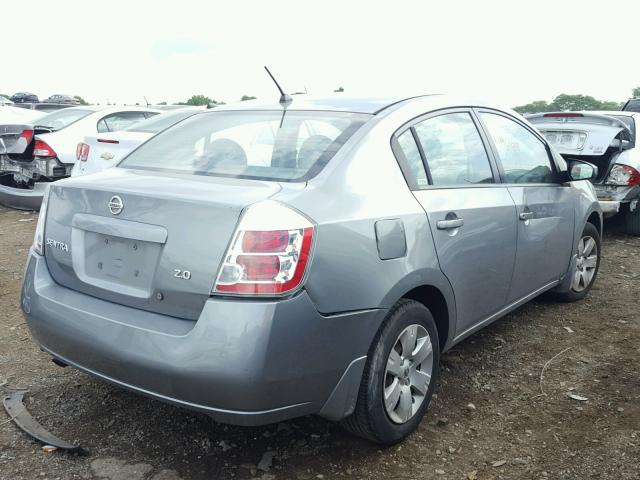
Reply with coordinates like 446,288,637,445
0,106,160,209
19,94,603,445
7,92,81,104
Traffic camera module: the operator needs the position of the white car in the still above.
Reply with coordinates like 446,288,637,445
528,111,640,234
72,109,201,177
0,96,15,106
0,105,46,123
0,106,160,209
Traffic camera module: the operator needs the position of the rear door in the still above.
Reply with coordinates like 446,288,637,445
393,109,518,335
477,110,575,302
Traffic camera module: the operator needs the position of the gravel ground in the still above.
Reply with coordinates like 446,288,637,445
0,205,638,480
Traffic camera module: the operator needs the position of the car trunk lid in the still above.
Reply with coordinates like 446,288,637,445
75,131,151,176
44,168,281,320
527,112,633,156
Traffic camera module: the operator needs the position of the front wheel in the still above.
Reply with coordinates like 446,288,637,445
341,299,440,445
554,222,601,302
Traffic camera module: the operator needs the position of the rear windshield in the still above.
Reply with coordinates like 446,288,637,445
119,110,370,181
623,99,640,112
34,108,93,131
125,110,199,134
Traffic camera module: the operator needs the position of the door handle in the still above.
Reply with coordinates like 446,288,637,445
519,211,534,221
436,218,464,230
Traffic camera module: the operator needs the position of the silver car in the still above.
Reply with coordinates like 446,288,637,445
21,95,602,444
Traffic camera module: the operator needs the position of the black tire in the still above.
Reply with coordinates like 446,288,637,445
341,299,440,445
624,204,640,236
554,222,601,302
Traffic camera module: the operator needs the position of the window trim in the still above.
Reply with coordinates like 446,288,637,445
473,108,564,186
391,107,501,190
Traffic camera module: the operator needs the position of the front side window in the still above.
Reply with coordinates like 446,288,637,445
119,110,370,182
480,112,556,184
413,112,494,185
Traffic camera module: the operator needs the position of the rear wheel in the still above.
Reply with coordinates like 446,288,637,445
341,299,440,445
624,203,640,236
554,222,600,302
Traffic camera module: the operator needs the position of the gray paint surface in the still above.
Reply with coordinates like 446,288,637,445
21,95,602,425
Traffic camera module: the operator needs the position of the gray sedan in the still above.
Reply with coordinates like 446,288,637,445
21,95,601,444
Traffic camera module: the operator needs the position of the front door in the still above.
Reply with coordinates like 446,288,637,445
394,110,518,335
478,111,575,301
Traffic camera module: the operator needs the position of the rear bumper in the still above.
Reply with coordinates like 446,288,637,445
21,251,381,425
0,182,46,210
598,200,620,215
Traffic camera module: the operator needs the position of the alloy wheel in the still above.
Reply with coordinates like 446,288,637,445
571,235,598,292
383,324,434,424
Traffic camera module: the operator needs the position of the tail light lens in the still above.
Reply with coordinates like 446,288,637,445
76,142,90,161
606,164,640,186
19,129,34,145
214,201,315,296
33,139,56,158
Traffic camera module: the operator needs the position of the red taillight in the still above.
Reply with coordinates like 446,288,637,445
213,201,315,296
76,142,90,162
236,254,281,280
544,112,584,118
215,228,313,295
607,164,640,186
19,129,34,144
97,138,119,144
242,230,289,253
33,139,56,157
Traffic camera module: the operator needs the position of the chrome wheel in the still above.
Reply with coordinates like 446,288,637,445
383,324,434,424
571,235,598,292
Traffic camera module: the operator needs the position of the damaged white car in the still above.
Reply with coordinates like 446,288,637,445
0,106,159,210
528,111,640,234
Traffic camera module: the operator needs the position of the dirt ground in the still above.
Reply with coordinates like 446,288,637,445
0,204,638,480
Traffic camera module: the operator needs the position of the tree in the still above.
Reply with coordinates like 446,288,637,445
514,93,622,114
632,86,640,98
334,86,344,93
73,95,88,105
241,95,257,101
184,94,213,106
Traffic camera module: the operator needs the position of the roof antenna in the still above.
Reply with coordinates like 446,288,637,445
143,95,149,107
264,66,292,106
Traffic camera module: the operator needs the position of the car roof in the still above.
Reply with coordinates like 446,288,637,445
211,95,434,114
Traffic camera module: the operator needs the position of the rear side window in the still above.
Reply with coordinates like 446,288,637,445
97,111,157,133
480,112,556,184
413,112,494,185
119,110,370,181
396,130,429,187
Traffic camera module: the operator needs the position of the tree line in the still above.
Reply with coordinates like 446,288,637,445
514,87,640,114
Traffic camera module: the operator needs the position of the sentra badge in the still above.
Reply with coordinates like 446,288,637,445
46,238,69,252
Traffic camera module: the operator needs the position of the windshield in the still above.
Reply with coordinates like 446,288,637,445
35,108,93,131
125,110,199,134
120,110,370,181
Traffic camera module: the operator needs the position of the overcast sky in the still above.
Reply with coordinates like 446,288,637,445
3,0,640,107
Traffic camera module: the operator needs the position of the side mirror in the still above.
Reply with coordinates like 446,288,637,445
568,161,597,181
